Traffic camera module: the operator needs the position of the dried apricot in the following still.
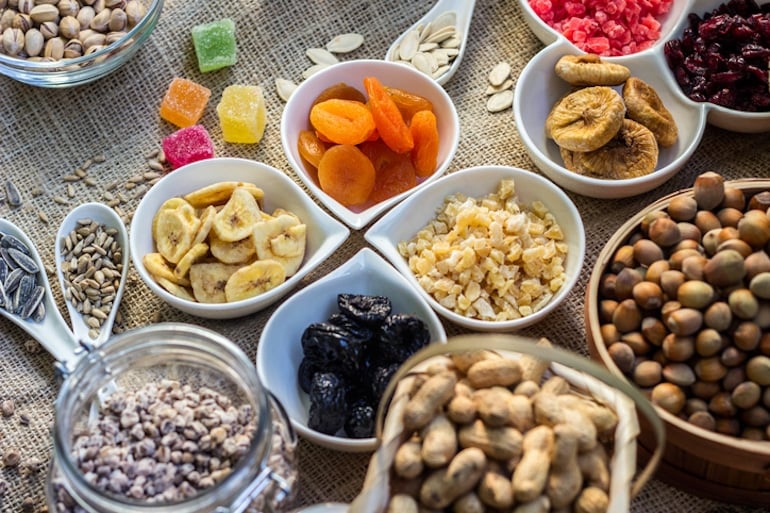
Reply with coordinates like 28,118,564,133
410,110,440,177
317,144,376,206
364,76,414,154
297,130,328,168
386,86,434,121
360,140,417,204
310,99,376,146
311,82,367,106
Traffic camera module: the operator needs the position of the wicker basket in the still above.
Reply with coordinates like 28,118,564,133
585,179,770,506
350,334,664,513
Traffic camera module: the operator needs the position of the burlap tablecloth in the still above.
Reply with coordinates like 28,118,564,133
1,0,769,511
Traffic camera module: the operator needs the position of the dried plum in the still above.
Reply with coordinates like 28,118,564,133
327,312,375,342
371,363,400,400
308,372,347,435
376,313,430,364
344,402,376,438
337,293,391,325
298,358,320,394
301,321,369,377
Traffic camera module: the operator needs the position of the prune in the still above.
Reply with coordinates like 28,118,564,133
308,372,347,435
344,402,376,438
376,313,430,364
371,363,400,400
337,293,392,325
327,312,375,342
298,357,319,394
301,321,369,377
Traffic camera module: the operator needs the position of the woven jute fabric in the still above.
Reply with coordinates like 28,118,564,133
0,0,769,511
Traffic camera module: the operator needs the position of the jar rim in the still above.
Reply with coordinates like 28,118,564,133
51,322,272,512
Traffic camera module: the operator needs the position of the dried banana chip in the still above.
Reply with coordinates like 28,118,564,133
623,77,678,148
213,187,263,242
183,181,265,208
560,119,658,180
153,206,201,264
209,231,256,264
224,260,286,302
190,262,241,303
554,54,631,86
546,86,626,152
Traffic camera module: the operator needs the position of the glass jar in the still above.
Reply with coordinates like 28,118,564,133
46,322,298,513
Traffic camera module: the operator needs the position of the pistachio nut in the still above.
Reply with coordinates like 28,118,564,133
2,27,24,55
43,35,63,59
39,20,58,39
108,8,126,32
89,8,111,32
58,15,80,39
16,0,32,14
30,4,60,24
76,6,95,30
23,27,42,56
63,37,82,58
57,0,80,18
124,0,145,26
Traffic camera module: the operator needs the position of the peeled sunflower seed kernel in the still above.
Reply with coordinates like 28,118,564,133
325,32,363,53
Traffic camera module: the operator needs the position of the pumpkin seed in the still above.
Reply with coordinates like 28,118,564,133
325,32,363,53
306,47,338,65
489,62,512,87
275,77,297,102
486,89,514,113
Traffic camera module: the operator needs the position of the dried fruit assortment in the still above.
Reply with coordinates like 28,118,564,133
398,179,568,322
529,0,673,56
143,181,306,303
383,343,618,512
596,171,770,441
664,0,770,112
547,54,678,180
299,293,431,439
298,77,440,208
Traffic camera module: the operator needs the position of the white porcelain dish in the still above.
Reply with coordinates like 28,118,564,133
256,248,447,452
130,157,349,319
365,166,585,332
516,0,770,199
280,59,460,230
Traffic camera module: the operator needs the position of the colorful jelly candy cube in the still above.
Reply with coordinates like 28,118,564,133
162,125,215,170
216,85,267,144
191,18,237,73
159,77,211,128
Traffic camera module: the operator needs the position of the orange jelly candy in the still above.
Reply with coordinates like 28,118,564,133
360,140,417,204
317,144,376,206
297,130,327,168
410,110,440,177
159,77,211,128
363,76,414,154
309,99,376,146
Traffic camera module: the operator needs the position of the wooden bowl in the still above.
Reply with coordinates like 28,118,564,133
585,178,770,506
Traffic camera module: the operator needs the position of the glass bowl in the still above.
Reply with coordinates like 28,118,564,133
0,0,163,88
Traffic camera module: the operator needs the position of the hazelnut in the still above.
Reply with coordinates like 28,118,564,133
668,195,698,221
693,171,725,210
651,382,686,415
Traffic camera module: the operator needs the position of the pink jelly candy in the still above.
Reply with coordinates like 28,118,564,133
162,125,215,170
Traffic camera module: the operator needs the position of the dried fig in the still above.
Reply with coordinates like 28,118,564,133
554,54,631,86
560,119,658,179
546,86,626,152
622,77,678,148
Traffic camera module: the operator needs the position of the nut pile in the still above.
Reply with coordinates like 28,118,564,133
597,171,770,440
546,54,678,180
0,231,46,321
144,181,306,303
59,217,124,339
397,179,568,322
0,0,149,61
384,343,618,513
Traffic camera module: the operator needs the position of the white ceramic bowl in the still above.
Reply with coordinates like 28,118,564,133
516,0,770,199
365,166,586,332
256,248,447,452
130,157,349,319
280,59,460,230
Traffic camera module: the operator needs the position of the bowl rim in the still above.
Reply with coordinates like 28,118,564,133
256,247,448,452
0,0,164,71
280,58,461,230
129,156,349,318
585,177,770,456
365,165,586,332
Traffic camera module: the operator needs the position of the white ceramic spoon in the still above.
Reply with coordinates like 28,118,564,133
0,219,81,372
54,202,130,349
385,0,476,86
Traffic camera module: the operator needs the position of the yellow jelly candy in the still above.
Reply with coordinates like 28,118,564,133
216,85,267,144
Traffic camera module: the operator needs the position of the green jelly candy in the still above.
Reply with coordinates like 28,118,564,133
191,18,237,73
